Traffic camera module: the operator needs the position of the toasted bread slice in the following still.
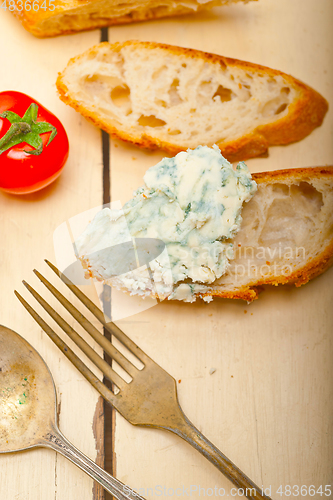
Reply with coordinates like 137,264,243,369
57,41,328,162
11,0,253,38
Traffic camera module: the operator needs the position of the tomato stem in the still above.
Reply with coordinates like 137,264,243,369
0,122,31,155
0,103,57,156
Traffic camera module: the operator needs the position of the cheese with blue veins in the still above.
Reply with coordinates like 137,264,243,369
75,145,257,302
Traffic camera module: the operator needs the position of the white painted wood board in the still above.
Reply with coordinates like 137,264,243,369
108,0,333,498
0,0,332,499
0,12,104,500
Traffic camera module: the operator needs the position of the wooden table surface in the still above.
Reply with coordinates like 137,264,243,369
0,1,332,499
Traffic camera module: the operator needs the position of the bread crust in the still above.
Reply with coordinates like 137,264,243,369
207,238,333,302
56,41,328,163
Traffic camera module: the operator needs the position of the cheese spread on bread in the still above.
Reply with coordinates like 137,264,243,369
76,146,257,301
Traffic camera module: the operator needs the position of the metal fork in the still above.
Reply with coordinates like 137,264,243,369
15,260,271,500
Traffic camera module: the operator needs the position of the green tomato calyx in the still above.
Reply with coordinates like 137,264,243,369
0,103,57,156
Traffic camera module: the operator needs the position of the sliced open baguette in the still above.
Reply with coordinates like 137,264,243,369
57,41,328,162
78,166,333,302
11,0,253,38
207,166,333,302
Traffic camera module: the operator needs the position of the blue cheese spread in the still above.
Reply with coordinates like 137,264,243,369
75,145,257,302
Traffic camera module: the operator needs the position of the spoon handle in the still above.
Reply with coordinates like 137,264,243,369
42,425,145,500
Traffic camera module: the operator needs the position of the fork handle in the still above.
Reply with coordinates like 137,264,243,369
170,413,272,500
42,424,145,500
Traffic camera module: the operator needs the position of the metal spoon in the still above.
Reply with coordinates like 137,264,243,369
0,325,145,500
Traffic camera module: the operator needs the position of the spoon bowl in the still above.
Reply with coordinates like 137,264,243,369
0,325,56,453
0,325,144,500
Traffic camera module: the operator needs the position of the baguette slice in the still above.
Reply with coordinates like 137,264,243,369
78,166,333,303
11,0,253,38
204,166,333,302
57,41,328,162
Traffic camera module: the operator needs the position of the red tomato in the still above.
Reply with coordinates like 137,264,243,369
0,91,69,194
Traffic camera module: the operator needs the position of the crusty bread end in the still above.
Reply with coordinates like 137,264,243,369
11,0,254,37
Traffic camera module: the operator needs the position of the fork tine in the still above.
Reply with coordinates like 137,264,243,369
20,281,127,392
45,260,150,364
33,269,139,378
14,290,118,406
